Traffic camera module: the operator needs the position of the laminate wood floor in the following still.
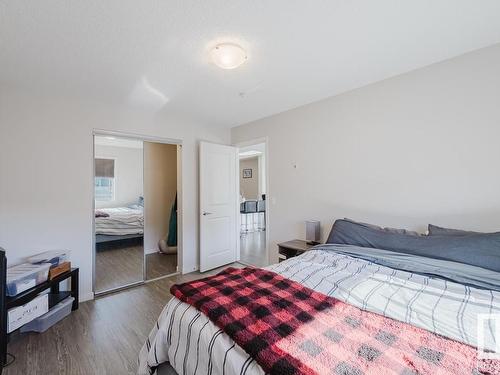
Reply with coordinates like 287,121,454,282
4,264,242,375
240,231,267,267
95,245,177,293
146,252,177,280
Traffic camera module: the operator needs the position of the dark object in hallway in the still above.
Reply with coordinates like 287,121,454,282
167,194,177,247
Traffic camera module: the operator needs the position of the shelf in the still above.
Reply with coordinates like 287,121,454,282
1,265,79,367
48,292,72,309
6,268,77,310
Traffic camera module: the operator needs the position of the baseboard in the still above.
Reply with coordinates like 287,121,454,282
146,247,178,255
183,264,199,274
79,291,94,302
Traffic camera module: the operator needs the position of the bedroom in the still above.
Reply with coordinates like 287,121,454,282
0,1,500,374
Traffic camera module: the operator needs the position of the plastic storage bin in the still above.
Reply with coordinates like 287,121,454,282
8,293,49,333
27,250,70,267
21,296,74,333
6,263,52,296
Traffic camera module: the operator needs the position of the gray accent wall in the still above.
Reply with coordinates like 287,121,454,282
231,43,500,263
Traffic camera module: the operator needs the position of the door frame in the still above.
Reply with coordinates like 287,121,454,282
233,137,270,266
92,129,183,297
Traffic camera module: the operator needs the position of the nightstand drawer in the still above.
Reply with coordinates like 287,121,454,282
278,246,300,258
277,240,318,261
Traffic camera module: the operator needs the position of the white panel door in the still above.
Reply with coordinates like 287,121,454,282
199,141,239,272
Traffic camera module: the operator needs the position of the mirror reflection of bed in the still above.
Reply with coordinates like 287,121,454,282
95,208,145,292
94,135,179,294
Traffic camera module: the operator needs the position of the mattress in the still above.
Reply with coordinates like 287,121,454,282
138,247,500,375
95,207,144,235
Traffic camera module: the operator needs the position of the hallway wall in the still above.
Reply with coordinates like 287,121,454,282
239,157,259,199
144,142,178,254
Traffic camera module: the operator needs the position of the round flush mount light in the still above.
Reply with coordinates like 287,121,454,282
210,43,247,69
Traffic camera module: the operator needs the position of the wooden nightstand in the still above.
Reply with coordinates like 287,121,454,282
277,239,318,262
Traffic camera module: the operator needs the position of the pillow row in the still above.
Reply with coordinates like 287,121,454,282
327,219,500,273
427,224,499,236
341,218,423,236
341,218,499,237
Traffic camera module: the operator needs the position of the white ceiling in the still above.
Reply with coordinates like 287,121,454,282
2,1,500,128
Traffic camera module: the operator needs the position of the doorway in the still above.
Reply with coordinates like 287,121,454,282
238,141,268,267
93,132,181,295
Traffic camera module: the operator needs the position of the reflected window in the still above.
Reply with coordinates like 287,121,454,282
95,177,114,201
95,158,115,202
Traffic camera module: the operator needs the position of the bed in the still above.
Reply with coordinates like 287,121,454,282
138,220,500,374
95,206,144,249
95,207,144,236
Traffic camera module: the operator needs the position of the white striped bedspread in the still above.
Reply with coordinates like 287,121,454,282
95,207,144,235
138,249,500,375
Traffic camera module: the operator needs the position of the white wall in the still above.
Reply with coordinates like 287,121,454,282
0,89,229,301
94,144,143,209
232,43,500,263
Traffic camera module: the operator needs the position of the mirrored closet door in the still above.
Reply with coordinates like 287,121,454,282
143,141,178,281
93,134,179,294
94,135,145,293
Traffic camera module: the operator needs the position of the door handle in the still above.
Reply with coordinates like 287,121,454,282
203,212,213,216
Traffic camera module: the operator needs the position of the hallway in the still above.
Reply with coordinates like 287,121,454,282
240,231,267,267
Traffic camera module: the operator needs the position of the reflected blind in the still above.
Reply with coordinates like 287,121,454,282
95,158,115,177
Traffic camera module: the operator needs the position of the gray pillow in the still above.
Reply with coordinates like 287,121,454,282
428,224,487,236
345,218,422,236
327,219,500,273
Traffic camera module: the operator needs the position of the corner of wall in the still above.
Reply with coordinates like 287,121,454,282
182,263,199,274
80,291,94,303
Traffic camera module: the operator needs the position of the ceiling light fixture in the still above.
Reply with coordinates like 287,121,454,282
210,43,247,69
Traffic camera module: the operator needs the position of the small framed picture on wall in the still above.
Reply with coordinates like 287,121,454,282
242,169,252,178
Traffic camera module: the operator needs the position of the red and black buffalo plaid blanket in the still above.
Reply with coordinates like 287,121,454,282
171,267,499,375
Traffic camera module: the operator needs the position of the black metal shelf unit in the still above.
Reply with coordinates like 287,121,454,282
0,263,79,370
